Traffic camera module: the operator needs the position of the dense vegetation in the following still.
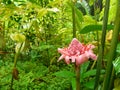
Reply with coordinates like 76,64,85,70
0,0,120,90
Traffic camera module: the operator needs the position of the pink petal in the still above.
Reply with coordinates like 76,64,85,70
68,38,83,54
58,55,65,62
58,48,69,55
71,56,76,62
87,44,95,49
65,56,70,64
76,54,89,66
88,51,97,60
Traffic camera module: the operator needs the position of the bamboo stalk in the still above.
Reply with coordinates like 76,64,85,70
102,0,120,89
94,0,110,89
72,1,76,38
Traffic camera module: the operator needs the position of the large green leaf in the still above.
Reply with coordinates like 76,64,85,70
75,6,83,31
80,61,90,82
80,24,114,34
113,57,120,74
75,6,84,22
83,69,96,79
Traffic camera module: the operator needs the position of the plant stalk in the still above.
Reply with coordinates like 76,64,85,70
10,53,19,90
72,1,80,90
102,0,120,89
76,65,80,90
10,44,22,90
94,0,110,89
72,1,76,38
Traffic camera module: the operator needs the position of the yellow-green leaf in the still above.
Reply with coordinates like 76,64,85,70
10,33,26,43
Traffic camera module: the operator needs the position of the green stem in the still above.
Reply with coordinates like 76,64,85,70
72,1,80,89
76,65,80,90
94,0,110,89
10,52,19,90
10,44,22,90
102,0,120,89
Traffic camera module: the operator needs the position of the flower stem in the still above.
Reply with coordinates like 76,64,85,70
72,1,80,89
76,65,80,90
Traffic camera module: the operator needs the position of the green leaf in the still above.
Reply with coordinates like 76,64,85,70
113,86,120,90
83,69,105,79
84,78,95,89
89,0,94,6
75,6,83,31
38,8,48,18
80,61,90,82
75,6,83,22
83,69,96,79
80,24,114,34
113,57,120,74
10,33,26,43
71,77,76,90
38,45,53,51
53,70,75,78
116,43,120,53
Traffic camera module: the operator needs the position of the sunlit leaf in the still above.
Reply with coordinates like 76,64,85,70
100,0,117,23
106,30,113,42
113,57,120,74
83,15,96,25
10,33,26,43
38,8,48,18
114,78,120,90
15,43,22,53
89,0,94,6
113,86,120,90
77,0,90,15
75,6,83,22
47,7,60,13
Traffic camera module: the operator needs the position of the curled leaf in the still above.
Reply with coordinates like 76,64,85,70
12,67,19,80
15,42,25,53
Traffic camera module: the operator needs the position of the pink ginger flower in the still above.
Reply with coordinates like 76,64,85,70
58,38,97,66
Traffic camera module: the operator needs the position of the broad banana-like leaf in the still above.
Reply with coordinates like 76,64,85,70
80,24,114,34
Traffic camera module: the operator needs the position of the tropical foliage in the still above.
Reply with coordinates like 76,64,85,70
0,0,120,90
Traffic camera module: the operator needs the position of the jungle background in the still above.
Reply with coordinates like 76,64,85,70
0,0,120,90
